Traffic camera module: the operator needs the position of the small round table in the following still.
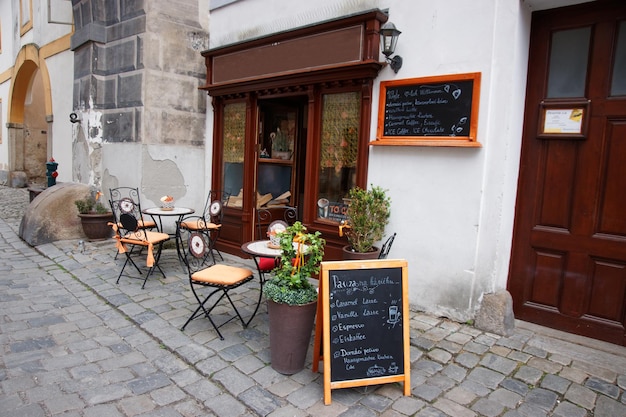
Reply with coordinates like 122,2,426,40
241,240,282,283
143,206,195,262
241,240,282,258
142,206,195,235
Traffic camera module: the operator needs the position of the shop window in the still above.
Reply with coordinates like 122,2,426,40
221,102,246,208
317,91,360,222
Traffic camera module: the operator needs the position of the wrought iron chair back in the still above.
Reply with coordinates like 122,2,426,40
178,190,230,263
108,187,156,230
255,206,298,240
253,206,298,282
378,232,397,259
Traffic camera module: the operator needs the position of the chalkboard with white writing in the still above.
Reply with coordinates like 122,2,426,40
329,266,404,381
374,73,481,146
318,259,410,404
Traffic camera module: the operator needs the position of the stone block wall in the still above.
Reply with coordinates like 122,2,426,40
70,0,206,146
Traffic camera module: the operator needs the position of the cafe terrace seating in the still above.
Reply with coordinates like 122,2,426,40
178,190,229,264
255,206,298,282
109,194,170,289
178,215,261,340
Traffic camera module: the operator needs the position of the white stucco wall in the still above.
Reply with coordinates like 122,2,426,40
365,1,533,319
46,51,74,183
206,0,583,320
0,0,73,182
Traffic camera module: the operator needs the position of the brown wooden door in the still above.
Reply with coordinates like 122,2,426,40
509,1,626,345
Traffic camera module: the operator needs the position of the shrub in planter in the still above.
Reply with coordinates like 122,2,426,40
263,221,325,374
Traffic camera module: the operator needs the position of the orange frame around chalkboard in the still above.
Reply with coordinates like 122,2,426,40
314,259,410,405
373,72,481,147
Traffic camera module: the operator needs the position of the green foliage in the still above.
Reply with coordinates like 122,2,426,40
263,221,326,305
74,198,94,214
263,280,318,305
93,202,109,214
344,185,391,253
75,191,110,214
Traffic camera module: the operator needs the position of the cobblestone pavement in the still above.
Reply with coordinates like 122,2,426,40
1,185,626,416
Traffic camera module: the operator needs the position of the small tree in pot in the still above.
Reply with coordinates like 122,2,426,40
340,185,391,259
263,221,325,374
75,190,114,240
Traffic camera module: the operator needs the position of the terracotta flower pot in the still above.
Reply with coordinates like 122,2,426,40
267,299,317,374
78,212,114,240
341,245,381,260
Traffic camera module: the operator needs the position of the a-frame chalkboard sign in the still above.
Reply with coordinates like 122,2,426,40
315,259,410,405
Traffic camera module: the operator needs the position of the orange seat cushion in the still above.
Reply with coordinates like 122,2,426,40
180,220,220,231
192,264,253,286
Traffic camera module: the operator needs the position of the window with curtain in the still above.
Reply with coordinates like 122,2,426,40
221,102,246,208
316,91,361,222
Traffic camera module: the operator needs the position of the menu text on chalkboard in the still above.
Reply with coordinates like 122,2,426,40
317,259,410,405
329,267,404,381
374,73,481,147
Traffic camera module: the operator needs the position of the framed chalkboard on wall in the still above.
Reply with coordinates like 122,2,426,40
373,72,482,147
316,259,410,405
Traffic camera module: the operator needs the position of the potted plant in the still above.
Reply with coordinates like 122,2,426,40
340,185,391,260
263,221,325,374
75,191,114,240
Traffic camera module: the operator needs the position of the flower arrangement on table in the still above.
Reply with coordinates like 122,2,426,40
267,222,287,248
160,195,175,210
263,221,325,306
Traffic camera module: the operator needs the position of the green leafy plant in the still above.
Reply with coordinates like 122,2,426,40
263,221,326,305
75,191,110,214
342,185,391,253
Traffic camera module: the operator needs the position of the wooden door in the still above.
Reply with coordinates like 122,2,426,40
508,1,626,345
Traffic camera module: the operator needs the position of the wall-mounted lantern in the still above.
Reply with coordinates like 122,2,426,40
380,22,403,73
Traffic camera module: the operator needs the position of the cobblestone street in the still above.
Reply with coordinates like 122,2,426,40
1,185,626,416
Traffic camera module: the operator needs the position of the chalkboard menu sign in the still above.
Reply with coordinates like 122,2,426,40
374,72,481,147
316,259,410,405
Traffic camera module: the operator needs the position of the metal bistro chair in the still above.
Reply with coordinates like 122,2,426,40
108,187,157,259
178,215,261,340
109,187,157,230
378,232,397,259
254,206,298,282
178,190,230,264
109,196,171,289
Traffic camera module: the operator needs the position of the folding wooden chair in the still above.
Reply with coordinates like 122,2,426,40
110,196,170,289
178,215,261,340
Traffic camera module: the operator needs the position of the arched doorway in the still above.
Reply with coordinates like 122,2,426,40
8,45,52,187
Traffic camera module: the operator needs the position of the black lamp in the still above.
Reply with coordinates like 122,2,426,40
380,22,403,73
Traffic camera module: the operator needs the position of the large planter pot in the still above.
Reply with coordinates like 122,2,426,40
78,213,114,240
342,245,381,260
267,299,317,374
